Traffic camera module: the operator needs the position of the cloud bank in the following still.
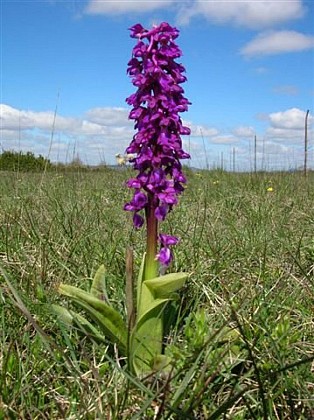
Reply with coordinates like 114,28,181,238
1,104,312,169
241,30,314,57
177,0,304,28
83,0,311,61
84,0,305,30
85,0,176,15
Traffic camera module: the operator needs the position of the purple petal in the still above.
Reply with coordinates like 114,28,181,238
155,205,168,221
129,23,145,38
124,203,135,212
133,191,147,209
159,233,178,246
127,178,142,189
157,247,172,266
133,213,144,228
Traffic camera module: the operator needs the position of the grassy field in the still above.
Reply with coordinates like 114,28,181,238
1,168,314,419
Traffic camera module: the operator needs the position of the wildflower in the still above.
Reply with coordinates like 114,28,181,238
115,153,136,165
124,22,190,274
157,233,179,266
267,187,273,192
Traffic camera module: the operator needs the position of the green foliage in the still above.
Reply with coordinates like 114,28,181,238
58,283,128,353
130,268,188,375
56,260,188,376
0,150,52,172
1,169,314,418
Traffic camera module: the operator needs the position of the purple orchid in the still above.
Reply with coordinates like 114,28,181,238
157,234,179,266
124,22,191,276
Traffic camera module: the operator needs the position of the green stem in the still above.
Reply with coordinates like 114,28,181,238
144,192,158,280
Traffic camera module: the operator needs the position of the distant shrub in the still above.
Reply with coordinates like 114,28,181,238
0,150,52,172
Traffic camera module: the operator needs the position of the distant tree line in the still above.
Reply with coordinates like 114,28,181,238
0,150,110,172
0,150,52,172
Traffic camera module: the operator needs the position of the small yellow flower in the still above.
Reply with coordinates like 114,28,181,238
267,187,273,192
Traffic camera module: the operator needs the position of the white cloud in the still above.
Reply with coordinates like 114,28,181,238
265,108,313,145
0,104,134,163
241,30,314,57
272,85,299,96
183,120,219,137
85,107,130,126
268,107,312,130
84,0,305,29
0,104,219,165
232,126,255,138
0,103,134,138
1,104,313,169
254,66,269,75
266,127,304,141
177,0,305,28
85,0,175,15
0,104,77,132
262,140,293,154
211,135,239,145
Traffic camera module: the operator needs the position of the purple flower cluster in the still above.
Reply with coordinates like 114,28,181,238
124,22,191,266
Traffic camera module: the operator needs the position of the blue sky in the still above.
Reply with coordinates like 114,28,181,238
1,0,314,170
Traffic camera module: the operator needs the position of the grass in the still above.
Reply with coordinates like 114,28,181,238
0,167,314,418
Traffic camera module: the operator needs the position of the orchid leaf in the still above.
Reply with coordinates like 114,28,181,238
51,304,74,326
135,297,170,329
136,252,146,311
131,315,163,376
143,272,188,298
131,271,188,375
51,304,106,343
131,297,171,375
58,284,127,353
90,264,109,303
70,298,127,353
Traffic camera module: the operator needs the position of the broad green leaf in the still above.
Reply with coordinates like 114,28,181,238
131,266,188,375
143,272,188,298
131,298,170,376
136,297,170,330
69,298,127,353
131,315,163,376
136,252,146,311
51,304,74,326
51,304,107,343
73,311,108,343
90,264,109,302
58,284,127,353
136,281,155,319
65,298,127,355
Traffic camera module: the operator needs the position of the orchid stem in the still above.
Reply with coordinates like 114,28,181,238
144,193,158,280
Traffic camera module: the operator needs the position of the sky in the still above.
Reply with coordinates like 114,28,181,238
1,0,314,170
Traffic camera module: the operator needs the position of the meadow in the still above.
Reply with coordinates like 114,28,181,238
0,167,314,419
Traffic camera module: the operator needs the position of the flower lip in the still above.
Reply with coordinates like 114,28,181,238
157,247,172,266
133,213,144,228
159,233,179,246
